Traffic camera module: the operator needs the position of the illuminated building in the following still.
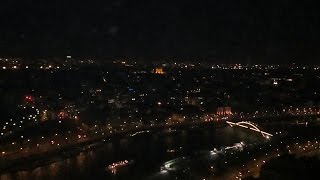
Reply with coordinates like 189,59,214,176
58,111,66,119
153,67,165,74
41,110,49,121
216,107,232,115
40,110,56,121
167,114,185,124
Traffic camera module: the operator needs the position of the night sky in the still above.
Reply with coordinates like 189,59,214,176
0,0,320,63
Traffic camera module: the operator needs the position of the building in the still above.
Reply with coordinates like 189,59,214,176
153,67,165,74
216,107,232,115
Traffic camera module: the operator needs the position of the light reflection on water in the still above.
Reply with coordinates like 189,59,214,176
0,126,259,180
17,171,30,180
32,167,43,180
65,158,72,166
48,162,60,177
0,173,12,180
75,152,86,172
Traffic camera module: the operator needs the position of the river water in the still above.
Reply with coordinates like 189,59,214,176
0,125,266,180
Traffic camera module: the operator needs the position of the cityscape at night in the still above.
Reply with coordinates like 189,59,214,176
1,1,320,180
0,58,320,179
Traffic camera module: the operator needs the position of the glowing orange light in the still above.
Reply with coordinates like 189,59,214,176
154,68,164,74
58,111,65,119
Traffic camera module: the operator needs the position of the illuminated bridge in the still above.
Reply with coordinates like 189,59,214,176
226,121,273,139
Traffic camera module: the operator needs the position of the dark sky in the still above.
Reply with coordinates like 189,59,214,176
0,0,320,63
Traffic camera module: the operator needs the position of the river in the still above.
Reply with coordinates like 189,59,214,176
0,125,265,180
